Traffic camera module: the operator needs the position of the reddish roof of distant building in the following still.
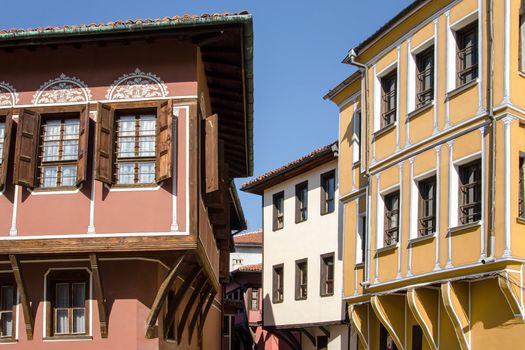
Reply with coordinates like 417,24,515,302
240,141,338,195
237,263,262,272
233,230,262,246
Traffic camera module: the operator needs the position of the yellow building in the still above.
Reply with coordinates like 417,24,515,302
325,0,525,349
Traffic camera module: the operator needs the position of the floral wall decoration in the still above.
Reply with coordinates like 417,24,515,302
32,74,92,104
0,81,19,106
106,68,169,100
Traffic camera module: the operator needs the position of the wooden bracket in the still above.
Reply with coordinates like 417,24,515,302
9,255,33,340
145,252,187,339
164,265,202,336
497,269,525,320
407,288,439,350
349,304,369,350
89,254,108,338
188,283,213,344
319,326,330,338
177,275,208,343
198,290,217,336
371,295,406,350
441,281,470,350
300,328,316,346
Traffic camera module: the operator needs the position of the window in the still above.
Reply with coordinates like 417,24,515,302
380,324,398,350
359,215,367,264
317,335,328,350
47,270,89,338
273,191,285,231
223,314,234,337
38,117,80,188
115,112,156,185
416,47,434,108
320,253,334,297
0,122,5,167
250,289,259,310
295,181,308,223
272,265,284,303
459,160,481,224
232,258,243,265
295,259,307,300
520,5,525,72
456,22,478,86
411,326,423,350
321,170,336,215
384,191,400,246
381,70,397,128
0,282,15,340
418,176,436,236
520,156,525,218
353,110,361,163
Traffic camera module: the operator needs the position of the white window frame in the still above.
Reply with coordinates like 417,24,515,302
449,153,482,229
353,109,362,164
377,185,400,249
356,211,366,264
407,38,435,114
409,170,437,240
373,61,398,133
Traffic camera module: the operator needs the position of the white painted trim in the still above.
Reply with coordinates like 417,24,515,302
480,127,486,259
338,92,361,110
103,183,161,192
433,19,439,133
503,0,511,104
477,0,484,113
396,47,401,151
435,146,441,270
407,157,415,276
26,184,83,196
449,10,479,31
445,11,453,127
43,267,93,339
375,174,380,283
0,231,188,241
447,141,454,267
373,65,380,134
397,163,403,279
170,107,179,231
406,38,413,146
503,116,515,256
88,111,97,234
0,96,198,110
9,186,19,236
409,290,434,348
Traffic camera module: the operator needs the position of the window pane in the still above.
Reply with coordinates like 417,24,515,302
72,283,85,308
42,121,61,161
139,115,156,157
138,162,155,184
0,312,12,337
56,283,69,308
42,166,58,188
118,163,135,184
1,286,13,311
61,165,77,187
56,309,69,334
0,123,5,165
118,116,136,158
72,309,85,334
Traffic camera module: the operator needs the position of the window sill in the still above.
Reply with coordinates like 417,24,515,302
445,79,478,101
518,71,525,79
372,122,396,141
320,210,335,217
0,339,17,344
354,262,365,269
43,335,92,342
376,243,398,255
294,296,307,301
320,293,334,298
448,221,481,235
104,183,161,192
28,185,82,195
406,101,434,121
516,217,525,225
409,233,435,245
272,227,284,232
352,161,361,168
295,218,308,224
272,299,284,304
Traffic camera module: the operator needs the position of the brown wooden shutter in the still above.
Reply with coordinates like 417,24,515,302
76,104,90,185
205,114,219,193
156,100,173,183
95,103,114,184
14,109,40,188
0,111,13,189
246,288,252,310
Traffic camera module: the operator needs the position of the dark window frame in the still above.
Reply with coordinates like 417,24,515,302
0,276,16,342
418,176,436,236
273,191,285,231
272,264,284,304
380,70,397,128
384,191,400,246
295,258,308,300
320,253,335,297
249,288,259,311
520,155,525,218
359,215,367,264
456,21,479,87
458,160,482,225
416,46,434,108
295,181,308,223
320,170,336,215
46,269,90,339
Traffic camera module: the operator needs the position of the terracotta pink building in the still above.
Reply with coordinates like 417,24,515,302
0,12,253,349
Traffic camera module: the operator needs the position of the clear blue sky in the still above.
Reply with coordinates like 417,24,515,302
1,0,413,231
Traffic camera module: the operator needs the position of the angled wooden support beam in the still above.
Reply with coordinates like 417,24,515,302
441,281,470,350
188,284,213,344
282,330,301,350
90,254,108,338
164,265,203,336
300,328,316,346
319,326,330,338
497,269,525,320
349,304,369,350
9,255,33,340
145,252,187,339
198,290,217,336
177,275,208,344
371,295,406,350
407,288,439,350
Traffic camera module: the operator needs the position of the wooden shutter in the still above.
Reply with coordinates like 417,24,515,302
0,111,13,189
205,114,219,193
14,109,40,188
76,104,90,185
95,103,114,184
156,100,173,183
246,288,252,310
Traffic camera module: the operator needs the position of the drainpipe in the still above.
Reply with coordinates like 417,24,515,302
485,0,496,262
345,49,372,285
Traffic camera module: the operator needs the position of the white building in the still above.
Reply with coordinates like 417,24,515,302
242,142,355,350
230,230,263,271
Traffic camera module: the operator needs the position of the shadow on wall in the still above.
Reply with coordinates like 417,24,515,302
260,294,300,350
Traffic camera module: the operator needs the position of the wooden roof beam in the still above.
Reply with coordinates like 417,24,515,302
177,277,208,343
90,254,108,338
188,284,214,344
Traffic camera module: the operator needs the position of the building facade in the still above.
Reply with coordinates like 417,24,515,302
326,0,525,349
242,143,353,350
0,12,253,349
